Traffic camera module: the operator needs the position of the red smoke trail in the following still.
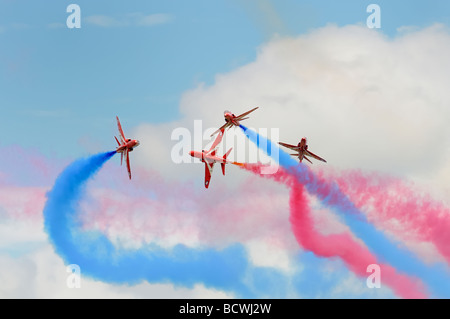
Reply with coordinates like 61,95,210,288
243,164,428,298
329,170,450,265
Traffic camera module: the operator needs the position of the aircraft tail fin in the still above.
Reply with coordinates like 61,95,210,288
223,148,232,160
114,136,121,146
221,148,233,175
204,162,213,188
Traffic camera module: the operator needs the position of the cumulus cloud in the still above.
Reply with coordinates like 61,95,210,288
85,13,173,28
134,24,450,197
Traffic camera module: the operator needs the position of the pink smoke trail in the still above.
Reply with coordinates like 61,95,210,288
0,186,46,221
243,163,428,298
327,170,450,265
78,167,294,251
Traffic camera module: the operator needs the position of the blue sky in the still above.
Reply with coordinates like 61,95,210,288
1,0,450,299
2,0,450,157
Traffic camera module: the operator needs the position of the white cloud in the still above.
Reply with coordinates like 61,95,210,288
132,13,173,26
85,15,121,28
85,13,173,28
134,24,450,198
246,239,296,274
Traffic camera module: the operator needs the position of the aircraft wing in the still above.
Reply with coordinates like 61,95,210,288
210,122,231,137
125,149,132,179
235,107,259,120
305,150,327,163
303,155,313,164
279,142,301,150
207,128,225,153
116,116,126,144
204,162,214,188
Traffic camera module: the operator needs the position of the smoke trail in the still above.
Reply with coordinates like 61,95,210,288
243,163,427,298
332,170,450,264
289,182,427,298
43,151,251,295
239,125,450,298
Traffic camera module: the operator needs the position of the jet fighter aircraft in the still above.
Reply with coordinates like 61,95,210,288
190,128,243,188
115,116,140,179
210,107,259,137
279,137,326,164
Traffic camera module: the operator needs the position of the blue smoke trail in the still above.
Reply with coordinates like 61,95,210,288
239,124,450,298
43,151,252,295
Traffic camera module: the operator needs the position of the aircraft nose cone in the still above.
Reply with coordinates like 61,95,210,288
189,151,194,157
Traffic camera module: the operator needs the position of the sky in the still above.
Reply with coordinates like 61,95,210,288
2,0,450,157
1,0,450,299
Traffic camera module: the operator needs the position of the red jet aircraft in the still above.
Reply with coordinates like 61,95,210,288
211,107,259,136
279,138,327,164
190,128,243,188
115,116,140,179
